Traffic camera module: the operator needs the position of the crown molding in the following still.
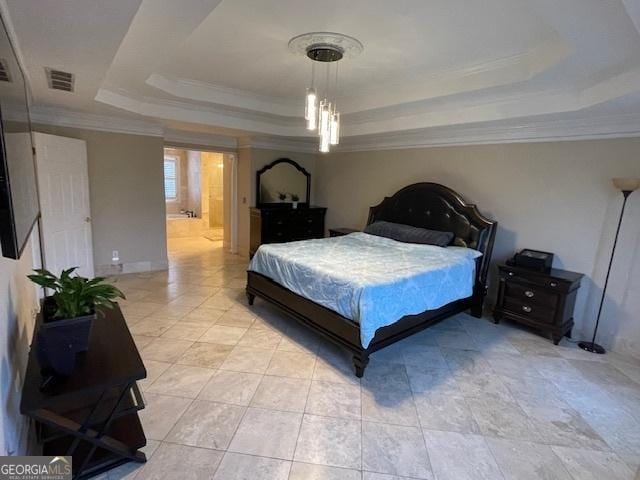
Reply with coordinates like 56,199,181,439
29,105,164,136
25,105,640,156
96,87,306,137
336,113,640,152
147,73,299,117
164,128,238,150
238,135,318,153
29,105,241,150
100,72,640,142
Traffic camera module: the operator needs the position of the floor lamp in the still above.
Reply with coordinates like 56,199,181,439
579,177,640,354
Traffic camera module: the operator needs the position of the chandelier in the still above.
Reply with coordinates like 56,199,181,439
289,33,363,153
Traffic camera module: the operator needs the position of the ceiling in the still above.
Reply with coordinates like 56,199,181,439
4,0,640,149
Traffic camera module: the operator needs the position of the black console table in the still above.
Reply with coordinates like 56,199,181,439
21,304,147,479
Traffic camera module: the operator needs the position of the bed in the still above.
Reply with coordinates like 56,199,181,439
246,182,497,377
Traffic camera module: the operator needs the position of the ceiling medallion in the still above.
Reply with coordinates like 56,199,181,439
288,33,364,153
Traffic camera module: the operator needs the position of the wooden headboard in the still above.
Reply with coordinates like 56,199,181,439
367,182,497,292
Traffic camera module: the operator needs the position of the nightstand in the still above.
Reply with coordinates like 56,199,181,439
329,227,360,237
493,264,583,344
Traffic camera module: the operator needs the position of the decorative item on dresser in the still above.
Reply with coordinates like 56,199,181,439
250,158,326,257
329,227,360,237
494,264,583,344
578,177,640,354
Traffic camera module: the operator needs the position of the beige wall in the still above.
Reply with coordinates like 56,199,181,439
0,230,40,455
316,138,640,358
237,147,252,256
32,125,167,272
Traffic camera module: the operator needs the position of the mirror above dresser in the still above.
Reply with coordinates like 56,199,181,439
256,158,311,206
250,158,326,257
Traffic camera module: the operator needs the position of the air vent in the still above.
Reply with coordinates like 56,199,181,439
45,68,74,92
0,59,11,82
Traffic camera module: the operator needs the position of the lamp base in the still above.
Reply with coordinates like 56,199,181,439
577,341,606,354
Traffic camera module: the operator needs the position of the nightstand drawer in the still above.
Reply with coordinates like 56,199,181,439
500,267,571,292
503,297,556,324
504,282,558,308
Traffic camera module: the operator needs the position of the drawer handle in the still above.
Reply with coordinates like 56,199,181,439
508,272,514,277
522,305,532,313
307,219,313,223
549,282,558,287
524,290,534,298
276,221,283,225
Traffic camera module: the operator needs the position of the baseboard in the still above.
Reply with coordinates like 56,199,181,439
96,260,169,276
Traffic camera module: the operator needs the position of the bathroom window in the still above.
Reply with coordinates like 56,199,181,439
164,156,179,201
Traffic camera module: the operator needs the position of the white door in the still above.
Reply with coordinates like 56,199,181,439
34,132,94,278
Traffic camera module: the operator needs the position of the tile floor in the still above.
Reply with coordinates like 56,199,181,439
101,236,640,480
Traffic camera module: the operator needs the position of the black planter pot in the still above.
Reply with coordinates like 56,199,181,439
36,297,96,377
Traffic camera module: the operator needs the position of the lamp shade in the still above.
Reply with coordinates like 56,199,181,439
612,177,640,192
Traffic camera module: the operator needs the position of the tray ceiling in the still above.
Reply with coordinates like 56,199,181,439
5,0,640,145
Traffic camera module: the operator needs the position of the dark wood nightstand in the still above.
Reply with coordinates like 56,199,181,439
329,227,360,237
493,264,583,344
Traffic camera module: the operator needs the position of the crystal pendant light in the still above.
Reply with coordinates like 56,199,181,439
304,61,317,130
318,99,331,153
330,110,340,145
319,128,330,153
305,87,317,130
289,33,363,153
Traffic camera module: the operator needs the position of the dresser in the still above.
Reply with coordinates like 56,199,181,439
250,206,326,257
493,264,583,344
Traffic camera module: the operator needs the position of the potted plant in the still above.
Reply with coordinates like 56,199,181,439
277,191,288,202
291,193,300,209
28,268,125,376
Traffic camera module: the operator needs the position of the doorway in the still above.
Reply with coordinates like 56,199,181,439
163,147,235,253
33,132,94,278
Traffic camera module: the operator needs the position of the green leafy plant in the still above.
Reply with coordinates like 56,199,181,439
290,193,300,202
28,268,125,320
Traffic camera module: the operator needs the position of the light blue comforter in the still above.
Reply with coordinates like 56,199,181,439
249,232,481,348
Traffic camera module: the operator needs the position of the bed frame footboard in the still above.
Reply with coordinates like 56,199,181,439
247,271,475,378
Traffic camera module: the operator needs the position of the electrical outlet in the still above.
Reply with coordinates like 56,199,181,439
112,250,120,263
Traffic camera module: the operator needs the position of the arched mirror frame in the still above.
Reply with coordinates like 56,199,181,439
256,158,311,207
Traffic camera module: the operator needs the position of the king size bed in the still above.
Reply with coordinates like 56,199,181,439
246,182,497,377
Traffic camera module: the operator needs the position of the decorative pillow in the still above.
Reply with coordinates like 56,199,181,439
363,221,454,247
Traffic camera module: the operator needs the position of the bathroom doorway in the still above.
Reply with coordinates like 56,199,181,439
163,147,236,252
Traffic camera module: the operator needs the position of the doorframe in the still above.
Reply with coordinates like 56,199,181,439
33,131,94,278
227,153,238,254
162,145,239,254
